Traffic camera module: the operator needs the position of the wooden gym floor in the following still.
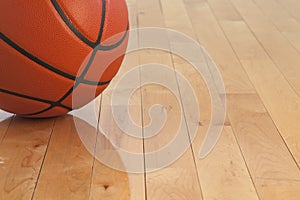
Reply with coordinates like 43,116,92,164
1,0,300,199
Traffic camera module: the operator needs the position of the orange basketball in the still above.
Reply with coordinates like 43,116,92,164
0,0,129,118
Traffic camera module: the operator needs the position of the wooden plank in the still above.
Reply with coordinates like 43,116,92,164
252,0,300,53
204,1,300,198
171,47,259,200
225,0,300,97
183,1,300,199
139,51,203,200
275,0,300,23
0,117,54,200
90,151,131,200
255,178,300,200
94,88,144,200
219,19,300,166
183,0,256,94
227,94,300,180
229,95,300,199
137,0,203,198
89,104,133,200
160,1,260,199
137,0,165,28
160,0,197,39
32,115,95,199
90,0,146,198
196,126,259,200
170,52,259,200
228,95,300,200
162,0,232,125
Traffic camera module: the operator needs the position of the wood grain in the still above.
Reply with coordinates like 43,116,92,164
252,0,300,53
137,1,203,199
227,94,300,180
162,2,260,199
0,117,54,199
183,0,256,94
140,52,203,200
32,116,95,199
255,178,300,200
220,19,300,166
196,127,259,200
227,0,300,97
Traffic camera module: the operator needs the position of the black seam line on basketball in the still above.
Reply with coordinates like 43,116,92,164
83,79,111,86
26,48,111,117
69,23,128,102
34,48,110,118
50,0,106,48
21,105,70,117
56,48,110,107
0,33,75,80
1,22,127,117
63,24,129,86
20,103,72,116
53,25,129,105
96,24,129,51
96,0,107,44
80,48,99,80
0,33,111,86
82,24,129,86
55,49,98,106
77,24,129,88
23,106,53,116
25,79,110,117
0,89,72,111
1,23,120,117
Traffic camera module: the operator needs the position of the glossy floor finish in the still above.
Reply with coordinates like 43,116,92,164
1,0,300,199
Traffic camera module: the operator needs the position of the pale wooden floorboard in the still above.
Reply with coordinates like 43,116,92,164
0,118,54,199
137,0,203,199
32,116,95,200
275,0,300,24
227,0,300,97
219,15,300,166
252,0,300,54
184,0,257,95
202,0,300,199
162,1,260,199
1,0,300,199
227,94,300,199
92,54,145,200
204,0,300,165
184,0,300,199
89,0,146,198
255,178,300,200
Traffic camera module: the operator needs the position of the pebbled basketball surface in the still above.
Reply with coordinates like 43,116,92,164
0,0,129,118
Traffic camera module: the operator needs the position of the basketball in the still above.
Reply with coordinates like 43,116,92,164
0,0,129,118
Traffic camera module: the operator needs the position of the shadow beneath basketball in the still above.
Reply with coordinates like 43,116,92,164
0,111,130,199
